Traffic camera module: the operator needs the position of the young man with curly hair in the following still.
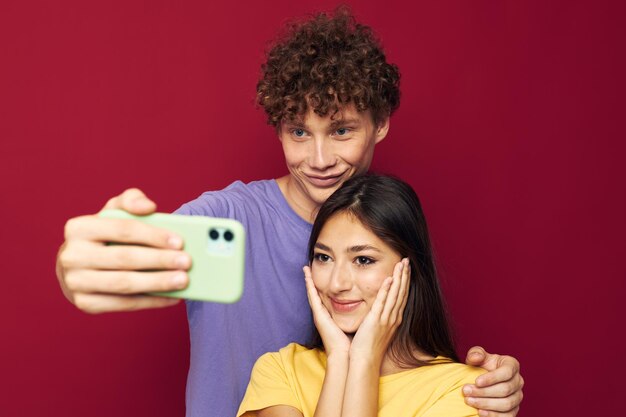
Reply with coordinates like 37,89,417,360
57,9,523,417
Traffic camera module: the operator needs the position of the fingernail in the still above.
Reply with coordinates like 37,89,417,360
171,273,188,288
465,397,476,406
168,235,183,249
479,410,488,417
462,385,472,395
175,255,191,268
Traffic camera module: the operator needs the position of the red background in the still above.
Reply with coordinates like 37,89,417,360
1,1,624,415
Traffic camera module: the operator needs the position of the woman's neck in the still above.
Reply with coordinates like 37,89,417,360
379,347,437,377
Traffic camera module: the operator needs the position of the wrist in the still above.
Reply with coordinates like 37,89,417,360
326,350,350,364
349,352,382,369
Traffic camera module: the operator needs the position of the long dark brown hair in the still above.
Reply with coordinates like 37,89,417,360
307,173,459,366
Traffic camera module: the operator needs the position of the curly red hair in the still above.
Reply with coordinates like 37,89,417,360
256,7,401,127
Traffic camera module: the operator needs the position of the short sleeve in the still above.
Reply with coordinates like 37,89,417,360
237,352,301,417
174,181,255,218
174,195,222,217
420,367,484,417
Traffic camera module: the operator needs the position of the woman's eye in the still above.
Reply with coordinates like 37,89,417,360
314,253,331,263
355,256,374,266
293,129,306,137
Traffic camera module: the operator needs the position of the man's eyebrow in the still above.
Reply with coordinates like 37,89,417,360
283,120,306,129
347,244,382,253
330,118,361,127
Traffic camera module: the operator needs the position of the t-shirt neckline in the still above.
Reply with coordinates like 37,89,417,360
269,179,313,231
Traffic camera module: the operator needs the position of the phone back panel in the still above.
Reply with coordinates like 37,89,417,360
99,209,245,303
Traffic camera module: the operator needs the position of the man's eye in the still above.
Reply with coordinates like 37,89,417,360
336,128,350,135
314,253,331,263
355,256,374,266
292,129,306,137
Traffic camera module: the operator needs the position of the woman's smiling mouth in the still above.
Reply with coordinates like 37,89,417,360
329,298,363,313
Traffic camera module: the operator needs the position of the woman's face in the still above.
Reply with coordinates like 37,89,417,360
311,211,403,333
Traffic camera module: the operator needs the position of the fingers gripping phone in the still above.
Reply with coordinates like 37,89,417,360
99,209,245,303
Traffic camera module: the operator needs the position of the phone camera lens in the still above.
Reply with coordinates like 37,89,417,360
209,229,220,240
223,230,234,242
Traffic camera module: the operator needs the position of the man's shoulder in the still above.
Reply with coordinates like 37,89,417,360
175,179,280,217
200,178,279,203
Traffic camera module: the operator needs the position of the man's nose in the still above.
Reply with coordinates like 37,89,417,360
308,137,336,170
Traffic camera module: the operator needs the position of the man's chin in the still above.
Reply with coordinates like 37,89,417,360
310,183,345,203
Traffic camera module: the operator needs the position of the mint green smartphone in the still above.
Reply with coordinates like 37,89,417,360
99,209,245,303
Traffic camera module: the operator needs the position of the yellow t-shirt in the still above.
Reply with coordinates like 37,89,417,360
238,343,485,417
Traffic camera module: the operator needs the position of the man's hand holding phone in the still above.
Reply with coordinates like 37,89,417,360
57,188,191,313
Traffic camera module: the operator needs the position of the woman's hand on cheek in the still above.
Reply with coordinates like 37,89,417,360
349,258,410,366
303,266,351,358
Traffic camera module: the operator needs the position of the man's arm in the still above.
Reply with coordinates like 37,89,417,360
57,188,191,313
462,347,524,417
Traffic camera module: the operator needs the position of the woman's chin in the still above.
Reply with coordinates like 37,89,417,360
334,317,363,334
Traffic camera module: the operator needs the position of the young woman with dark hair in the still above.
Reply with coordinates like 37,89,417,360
238,174,485,417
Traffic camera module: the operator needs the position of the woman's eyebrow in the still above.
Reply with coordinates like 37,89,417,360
314,242,332,251
347,244,381,253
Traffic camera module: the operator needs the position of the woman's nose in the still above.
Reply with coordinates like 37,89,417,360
329,261,352,293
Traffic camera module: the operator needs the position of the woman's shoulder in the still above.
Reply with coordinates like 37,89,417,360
276,343,325,366
379,359,486,416
251,343,325,389
255,343,323,366
277,342,313,354
383,357,485,387
412,358,486,388
431,360,486,384
427,357,485,378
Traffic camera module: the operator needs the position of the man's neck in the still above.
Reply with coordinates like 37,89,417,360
276,175,318,224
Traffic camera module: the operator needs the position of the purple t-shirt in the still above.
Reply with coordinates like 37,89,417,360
175,179,314,417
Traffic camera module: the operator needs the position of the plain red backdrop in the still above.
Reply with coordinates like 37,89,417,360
1,0,624,416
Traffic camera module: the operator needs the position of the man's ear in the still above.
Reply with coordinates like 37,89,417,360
375,117,390,144
276,123,283,142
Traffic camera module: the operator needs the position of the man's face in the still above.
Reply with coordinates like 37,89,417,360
278,105,389,215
